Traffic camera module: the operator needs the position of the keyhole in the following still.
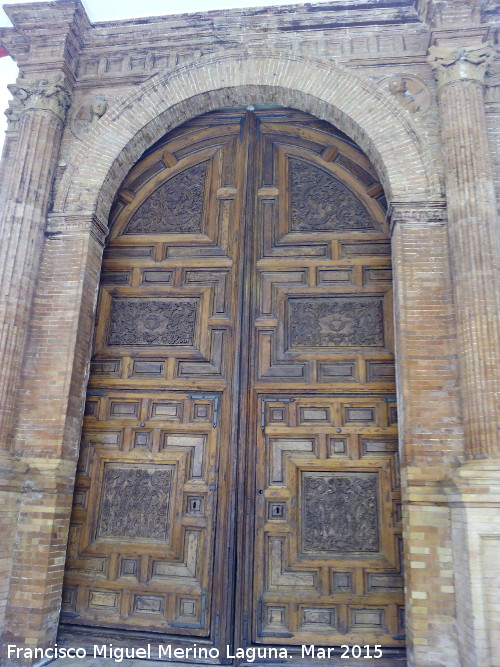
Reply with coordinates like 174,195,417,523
190,499,201,512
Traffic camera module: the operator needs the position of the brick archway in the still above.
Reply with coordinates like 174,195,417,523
55,53,441,222
4,52,457,666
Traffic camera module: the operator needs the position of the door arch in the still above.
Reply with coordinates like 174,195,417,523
62,108,403,656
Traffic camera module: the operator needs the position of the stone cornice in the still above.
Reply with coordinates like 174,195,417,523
428,43,495,88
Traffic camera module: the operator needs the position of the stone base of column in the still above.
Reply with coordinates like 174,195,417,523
0,451,28,638
402,469,460,667
445,461,500,667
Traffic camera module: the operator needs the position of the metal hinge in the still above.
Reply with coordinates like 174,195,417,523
214,611,220,646
188,394,220,427
261,397,294,429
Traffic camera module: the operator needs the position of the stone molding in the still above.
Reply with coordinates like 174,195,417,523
428,43,495,88
46,213,108,246
444,461,500,505
9,74,72,122
388,200,447,231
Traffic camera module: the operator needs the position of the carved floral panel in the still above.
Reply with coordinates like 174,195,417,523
123,163,207,234
97,464,174,542
108,298,197,346
302,472,379,553
289,158,375,232
288,296,384,347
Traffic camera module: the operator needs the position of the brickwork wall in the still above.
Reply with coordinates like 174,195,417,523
0,0,498,665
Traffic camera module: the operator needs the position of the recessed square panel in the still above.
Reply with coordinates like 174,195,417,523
120,558,138,577
301,607,336,629
350,608,385,629
329,438,347,455
333,571,353,592
96,463,174,543
133,595,164,615
302,472,379,554
88,590,119,611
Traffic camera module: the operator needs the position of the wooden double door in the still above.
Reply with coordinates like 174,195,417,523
62,108,404,655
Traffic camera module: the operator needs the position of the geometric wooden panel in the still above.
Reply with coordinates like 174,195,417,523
253,395,402,647
63,391,220,635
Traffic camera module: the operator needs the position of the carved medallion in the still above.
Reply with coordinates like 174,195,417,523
288,296,384,347
123,163,207,234
97,464,173,542
289,159,375,232
380,74,431,114
302,472,379,553
108,298,197,346
70,96,108,139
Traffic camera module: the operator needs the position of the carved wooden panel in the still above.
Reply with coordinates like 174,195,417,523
124,163,207,234
108,298,197,346
289,158,375,231
288,297,385,348
302,472,379,553
96,464,174,541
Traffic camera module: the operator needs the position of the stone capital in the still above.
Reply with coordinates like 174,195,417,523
10,74,72,122
428,43,495,88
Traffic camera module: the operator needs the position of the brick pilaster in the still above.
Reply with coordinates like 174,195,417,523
390,202,462,666
0,94,69,451
429,43,500,461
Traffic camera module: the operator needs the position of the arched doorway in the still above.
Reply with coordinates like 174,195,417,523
61,108,403,659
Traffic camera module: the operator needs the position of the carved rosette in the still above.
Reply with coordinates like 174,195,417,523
428,43,495,88
10,74,72,121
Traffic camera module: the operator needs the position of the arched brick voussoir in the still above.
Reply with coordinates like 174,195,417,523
55,53,441,222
